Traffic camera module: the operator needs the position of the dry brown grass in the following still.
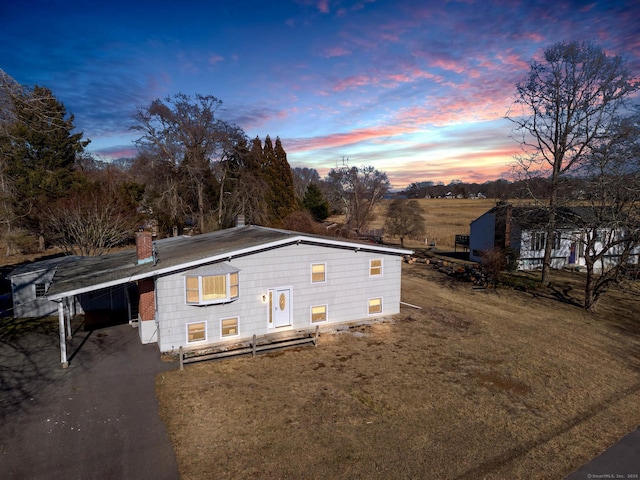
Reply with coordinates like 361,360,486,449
330,198,497,248
156,264,640,480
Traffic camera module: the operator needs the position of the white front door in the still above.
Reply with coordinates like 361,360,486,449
273,287,292,327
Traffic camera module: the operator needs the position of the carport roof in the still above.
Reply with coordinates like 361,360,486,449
46,225,412,300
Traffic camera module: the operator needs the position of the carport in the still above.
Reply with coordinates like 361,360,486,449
44,239,156,368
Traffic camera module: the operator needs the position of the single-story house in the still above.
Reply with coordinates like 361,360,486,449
9,256,84,318
469,203,639,271
42,225,412,367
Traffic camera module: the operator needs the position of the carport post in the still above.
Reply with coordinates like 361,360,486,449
58,301,68,368
65,297,72,339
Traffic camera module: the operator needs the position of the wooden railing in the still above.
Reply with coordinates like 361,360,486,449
179,326,319,370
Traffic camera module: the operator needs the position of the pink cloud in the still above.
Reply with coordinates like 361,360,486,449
317,0,329,13
431,58,467,75
496,52,530,72
579,3,596,12
332,74,374,91
208,54,224,65
286,124,417,153
322,46,351,58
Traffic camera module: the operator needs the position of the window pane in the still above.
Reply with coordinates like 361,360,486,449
370,259,382,276
186,277,199,303
368,298,382,314
221,317,238,337
311,305,327,323
202,275,226,300
35,283,47,297
229,272,239,299
311,263,325,282
187,322,206,343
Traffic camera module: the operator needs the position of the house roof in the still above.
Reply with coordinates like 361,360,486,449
46,225,412,300
472,204,607,230
8,255,83,279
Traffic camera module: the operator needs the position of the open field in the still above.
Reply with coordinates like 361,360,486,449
156,263,640,479
332,198,497,249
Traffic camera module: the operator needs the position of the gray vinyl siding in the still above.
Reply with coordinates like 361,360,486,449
469,212,496,262
156,243,402,352
10,270,57,318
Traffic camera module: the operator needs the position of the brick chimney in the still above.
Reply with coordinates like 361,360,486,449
136,231,153,264
504,204,513,248
138,278,156,321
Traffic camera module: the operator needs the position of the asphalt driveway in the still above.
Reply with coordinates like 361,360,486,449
0,317,179,480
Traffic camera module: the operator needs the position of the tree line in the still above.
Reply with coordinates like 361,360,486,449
0,79,394,256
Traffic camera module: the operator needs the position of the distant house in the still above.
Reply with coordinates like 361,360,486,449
42,225,412,367
469,203,639,271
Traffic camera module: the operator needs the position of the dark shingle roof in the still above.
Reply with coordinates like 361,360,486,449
46,226,411,299
478,204,609,229
8,255,83,278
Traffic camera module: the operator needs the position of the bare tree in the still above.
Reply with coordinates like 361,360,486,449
44,185,142,256
326,163,390,233
292,167,321,200
575,113,640,311
132,93,235,234
507,41,638,285
384,199,426,247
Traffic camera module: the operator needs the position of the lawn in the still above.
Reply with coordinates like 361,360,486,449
156,261,640,479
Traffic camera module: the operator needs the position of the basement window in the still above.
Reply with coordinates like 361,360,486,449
221,317,239,337
368,297,382,315
184,263,240,306
311,305,327,323
187,321,206,343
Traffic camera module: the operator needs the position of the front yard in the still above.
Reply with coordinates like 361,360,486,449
156,263,640,479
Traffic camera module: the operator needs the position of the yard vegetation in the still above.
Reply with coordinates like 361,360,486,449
155,199,640,479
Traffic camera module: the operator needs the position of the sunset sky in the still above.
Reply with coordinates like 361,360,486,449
2,0,639,189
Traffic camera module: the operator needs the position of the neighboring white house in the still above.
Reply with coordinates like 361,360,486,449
44,225,412,367
469,203,639,271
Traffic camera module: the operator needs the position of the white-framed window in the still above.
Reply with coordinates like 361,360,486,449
311,263,326,283
368,297,382,315
310,305,327,323
553,232,562,250
187,321,206,343
221,317,239,337
531,232,545,251
267,290,273,325
184,264,239,305
34,283,47,297
369,259,383,276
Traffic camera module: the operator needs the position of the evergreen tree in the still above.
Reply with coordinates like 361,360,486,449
262,135,275,171
7,86,87,204
272,137,297,218
260,135,297,223
302,183,329,221
5,86,89,245
249,136,262,171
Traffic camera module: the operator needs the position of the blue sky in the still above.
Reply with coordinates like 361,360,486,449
1,0,638,188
